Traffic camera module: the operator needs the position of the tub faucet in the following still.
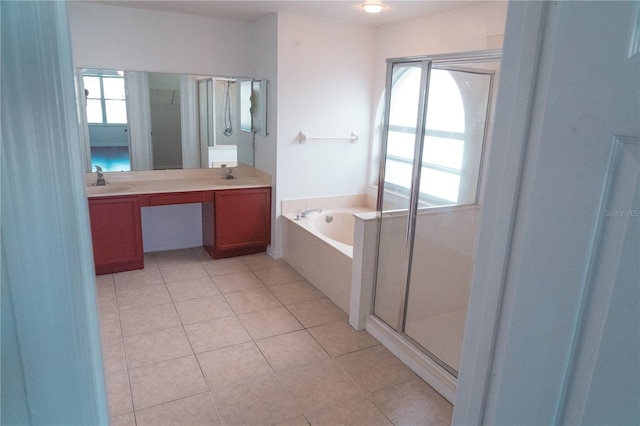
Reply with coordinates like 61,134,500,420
95,166,107,186
295,208,322,220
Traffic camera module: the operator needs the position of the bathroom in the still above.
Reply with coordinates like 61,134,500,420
69,0,505,419
68,0,506,345
7,0,509,423
6,0,637,424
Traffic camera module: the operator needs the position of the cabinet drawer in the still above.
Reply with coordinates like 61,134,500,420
149,192,206,206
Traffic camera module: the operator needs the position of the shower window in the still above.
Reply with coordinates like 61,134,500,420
384,68,468,205
383,65,421,199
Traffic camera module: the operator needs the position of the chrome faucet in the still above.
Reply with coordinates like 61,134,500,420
95,166,107,186
224,166,235,180
295,208,322,220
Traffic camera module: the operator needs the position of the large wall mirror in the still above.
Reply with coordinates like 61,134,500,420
75,68,267,172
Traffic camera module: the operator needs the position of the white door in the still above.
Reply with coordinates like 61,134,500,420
455,1,639,424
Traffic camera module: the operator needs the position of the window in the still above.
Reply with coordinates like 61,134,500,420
384,67,466,204
420,69,466,203
82,70,131,172
83,72,127,124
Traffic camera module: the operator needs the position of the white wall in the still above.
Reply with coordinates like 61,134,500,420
273,13,375,256
276,13,375,199
249,14,279,255
67,2,253,76
375,2,508,60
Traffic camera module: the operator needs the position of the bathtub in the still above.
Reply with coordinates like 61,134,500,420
286,208,365,256
282,195,376,314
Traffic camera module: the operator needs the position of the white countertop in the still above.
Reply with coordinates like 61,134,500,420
85,167,271,197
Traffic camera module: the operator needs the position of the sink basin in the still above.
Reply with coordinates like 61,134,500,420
86,183,136,196
216,177,263,186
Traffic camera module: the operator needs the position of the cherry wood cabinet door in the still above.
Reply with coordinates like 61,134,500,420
88,196,143,274
210,188,271,258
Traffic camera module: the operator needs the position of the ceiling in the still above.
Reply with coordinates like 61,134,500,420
82,1,483,27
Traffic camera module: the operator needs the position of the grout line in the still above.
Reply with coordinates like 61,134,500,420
137,250,218,422
103,248,438,426
116,284,136,423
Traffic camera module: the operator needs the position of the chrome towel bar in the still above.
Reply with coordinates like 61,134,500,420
298,131,359,143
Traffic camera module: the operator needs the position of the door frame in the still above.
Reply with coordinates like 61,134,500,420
453,1,548,424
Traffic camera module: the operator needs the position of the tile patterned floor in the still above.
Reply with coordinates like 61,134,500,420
97,248,453,426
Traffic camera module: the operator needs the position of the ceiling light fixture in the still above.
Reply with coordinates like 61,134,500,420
361,1,385,14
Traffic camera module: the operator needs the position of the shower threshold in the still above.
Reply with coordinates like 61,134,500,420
365,315,458,404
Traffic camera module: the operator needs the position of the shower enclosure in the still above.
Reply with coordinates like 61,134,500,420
373,50,500,376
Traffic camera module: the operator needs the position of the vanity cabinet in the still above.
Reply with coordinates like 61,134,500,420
88,196,143,275
88,186,271,273
204,188,271,259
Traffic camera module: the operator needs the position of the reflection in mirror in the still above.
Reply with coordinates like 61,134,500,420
81,69,131,172
150,73,182,170
198,78,254,168
197,78,267,168
251,80,268,137
75,69,267,172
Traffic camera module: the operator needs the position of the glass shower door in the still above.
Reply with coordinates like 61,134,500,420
403,67,495,374
373,62,427,329
373,51,500,377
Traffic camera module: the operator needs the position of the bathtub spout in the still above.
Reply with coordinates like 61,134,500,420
295,208,322,220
